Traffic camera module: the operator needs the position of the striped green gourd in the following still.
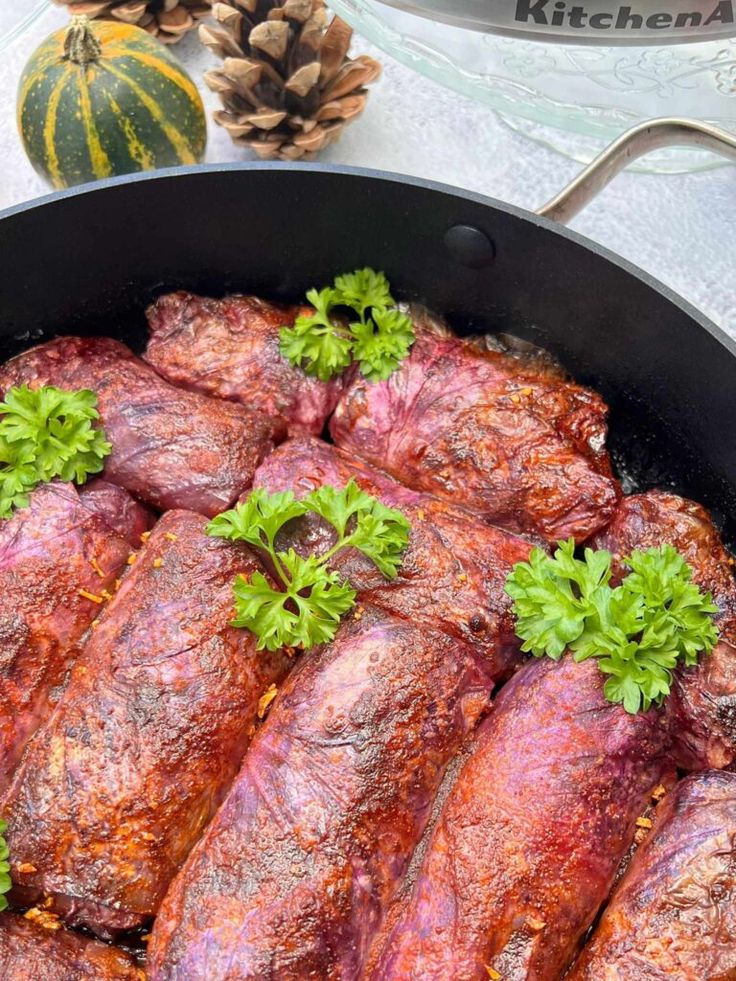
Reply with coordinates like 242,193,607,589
17,16,206,189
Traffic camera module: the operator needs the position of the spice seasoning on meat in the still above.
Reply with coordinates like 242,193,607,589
24,907,61,931
78,589,104,604
90,557,106,578
257,684,278,719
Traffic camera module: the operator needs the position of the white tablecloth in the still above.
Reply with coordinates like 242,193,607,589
1,3,734,336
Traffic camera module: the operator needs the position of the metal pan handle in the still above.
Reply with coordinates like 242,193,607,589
537,118,736,225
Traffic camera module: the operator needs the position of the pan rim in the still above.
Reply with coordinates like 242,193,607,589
2,160,734,362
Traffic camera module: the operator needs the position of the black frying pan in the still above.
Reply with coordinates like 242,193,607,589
1,119,735,539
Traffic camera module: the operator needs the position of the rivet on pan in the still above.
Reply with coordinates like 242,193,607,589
443,224,496,269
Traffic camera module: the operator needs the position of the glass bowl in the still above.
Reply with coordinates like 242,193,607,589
332,0,736,172
0,2,51,53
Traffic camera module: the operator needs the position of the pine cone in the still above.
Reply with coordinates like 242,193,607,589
200,0,381,160
54,1,212,43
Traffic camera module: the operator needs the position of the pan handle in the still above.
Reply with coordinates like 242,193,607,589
537,118,736,225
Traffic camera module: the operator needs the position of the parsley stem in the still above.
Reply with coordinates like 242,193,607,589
317,533,352,568
269,546,292,590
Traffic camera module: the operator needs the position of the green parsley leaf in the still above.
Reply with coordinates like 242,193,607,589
0,385,111,518
285,551,357,648
504,539,612,660
279,287,353,382
209,482,411,652
0,437,38,519
303,478,376,539
232,556,356,652
0,819,11,912
623,545,719,664
568,583,640,664
603,671,647,716
302,479,411,578
350,308,416,382
280,270,414,382
348,500,412,580
505,540,720,714
232,570,293,652
333,268,394,317
1,386,108,477
207,489,308,553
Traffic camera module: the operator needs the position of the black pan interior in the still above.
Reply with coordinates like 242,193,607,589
1,164,735,542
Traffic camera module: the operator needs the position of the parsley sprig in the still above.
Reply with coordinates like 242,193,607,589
208,481,411,651
0,385,111,518
0,820,11,911
505,540,719,714
279,268,415,382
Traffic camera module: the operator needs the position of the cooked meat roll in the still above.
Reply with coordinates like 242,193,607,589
592,490,736,770
0,481,133,793
0,336,276,516
330,309,620,543
0,912,142,980
252,436,536,673
1,511,290,938
367,655,671,981
148,608,494,980
570,770,736,980
146,292,342,437
77,478,154,548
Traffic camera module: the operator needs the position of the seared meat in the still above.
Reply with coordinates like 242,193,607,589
367,655,671,981
1,511,290,937
146,292,342,437
0,336,276,516
78,479,154,548
592,491,736,770
0,913,142,981
252,437,536,672
570,770,736,980
0,481,132,793
330,309,619,543
148,608,494,980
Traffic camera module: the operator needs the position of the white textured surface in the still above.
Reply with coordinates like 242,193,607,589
1,3,734,335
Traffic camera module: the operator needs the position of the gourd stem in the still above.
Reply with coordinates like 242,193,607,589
64,16,102,67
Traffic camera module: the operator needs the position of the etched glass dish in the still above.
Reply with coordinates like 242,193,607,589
0,2,51,53
331,0,736,172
